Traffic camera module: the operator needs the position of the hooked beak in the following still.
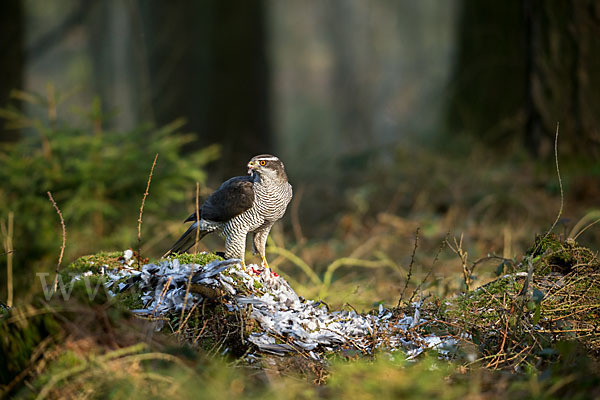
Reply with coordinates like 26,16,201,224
247,161,257,175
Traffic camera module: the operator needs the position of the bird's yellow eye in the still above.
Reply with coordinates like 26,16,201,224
259,160,266,166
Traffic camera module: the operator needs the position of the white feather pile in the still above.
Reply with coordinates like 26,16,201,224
74,250,460,359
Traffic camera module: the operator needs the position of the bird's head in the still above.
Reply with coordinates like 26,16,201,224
247,154,287,182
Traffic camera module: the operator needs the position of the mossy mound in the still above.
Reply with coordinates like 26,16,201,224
527,234,599,274
435,235,600,369
61,251,128,277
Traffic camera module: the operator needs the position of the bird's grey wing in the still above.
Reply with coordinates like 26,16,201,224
199,175,255,222
184,211,200,223
163,222,210,256
165,177,254,257
183,176,254,223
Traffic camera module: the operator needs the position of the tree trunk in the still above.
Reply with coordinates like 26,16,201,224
87,0,138,131
448,0,600,159
0,0,24,143
524,0,600,158
446,0,527,145
139,0,271,176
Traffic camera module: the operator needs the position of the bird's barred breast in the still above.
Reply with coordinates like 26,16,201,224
254,182,292,220
224,182,291,233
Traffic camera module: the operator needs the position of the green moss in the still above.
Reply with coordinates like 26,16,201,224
452,276,520,316
527,233,564,258
253,280,264,289
526,234,599,274
62,251,125,278
166,252,223,265
115,290,144,310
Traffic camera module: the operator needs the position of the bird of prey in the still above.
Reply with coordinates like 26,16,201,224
164,154,293,268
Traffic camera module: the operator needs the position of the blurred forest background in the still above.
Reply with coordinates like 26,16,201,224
1,0,599,307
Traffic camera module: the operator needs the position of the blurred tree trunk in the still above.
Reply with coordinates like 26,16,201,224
87,0,138,131
0,0,24,143
448,0,600,158
323,0,374,157
446,1,527,146
139,0,271,176
524,0,600,158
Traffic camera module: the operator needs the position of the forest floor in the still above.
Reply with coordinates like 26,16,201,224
2,232,599,399
2,143,600,399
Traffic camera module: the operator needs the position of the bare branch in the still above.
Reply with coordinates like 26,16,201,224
47,192,66,292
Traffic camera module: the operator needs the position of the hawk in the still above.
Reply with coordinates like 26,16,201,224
164,154,293,268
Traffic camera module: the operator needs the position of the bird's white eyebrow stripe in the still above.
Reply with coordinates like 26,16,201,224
256,157,279,161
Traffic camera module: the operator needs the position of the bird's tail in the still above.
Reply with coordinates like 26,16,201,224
163,222,210,258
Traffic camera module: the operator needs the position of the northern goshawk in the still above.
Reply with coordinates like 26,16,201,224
164,154,293,268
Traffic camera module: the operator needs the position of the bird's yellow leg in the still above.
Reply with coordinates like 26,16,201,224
261,255,269,269
240,260,247,270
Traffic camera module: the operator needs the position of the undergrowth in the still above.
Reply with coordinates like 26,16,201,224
2,232,599,399
0,88,220,300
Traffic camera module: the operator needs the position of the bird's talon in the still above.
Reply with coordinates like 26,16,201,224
260,256,269,269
